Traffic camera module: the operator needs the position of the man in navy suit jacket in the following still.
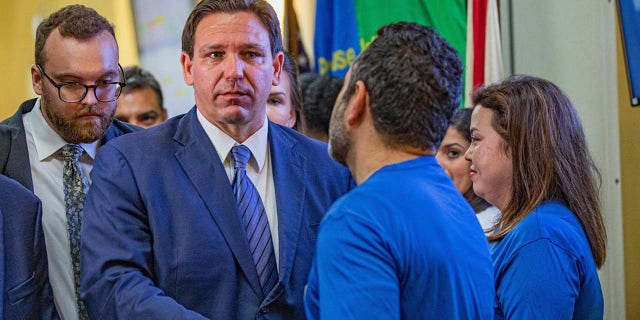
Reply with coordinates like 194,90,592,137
80,1,352,319
0,175,57,319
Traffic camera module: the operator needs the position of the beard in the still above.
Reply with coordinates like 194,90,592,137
327,100,351,166
41,89,115,144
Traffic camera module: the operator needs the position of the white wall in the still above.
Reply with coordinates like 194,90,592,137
502,0,626,318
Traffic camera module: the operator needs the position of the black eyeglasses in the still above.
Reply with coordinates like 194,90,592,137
37,64,126,103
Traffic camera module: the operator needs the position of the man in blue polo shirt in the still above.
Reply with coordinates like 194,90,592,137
305,22,495,319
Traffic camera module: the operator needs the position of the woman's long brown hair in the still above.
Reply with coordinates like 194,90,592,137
473,75,607,268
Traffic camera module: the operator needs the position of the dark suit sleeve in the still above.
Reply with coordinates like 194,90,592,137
33,200,59,320
1,206,4,317
0,125,11,173
0,175,58,320
80,144,208,320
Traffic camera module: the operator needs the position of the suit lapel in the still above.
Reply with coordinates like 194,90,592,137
173,109,264,298
269,124,306,288
1,99,37,190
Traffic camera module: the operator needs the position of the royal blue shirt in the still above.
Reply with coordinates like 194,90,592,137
305,156,494,319
491,202,604,319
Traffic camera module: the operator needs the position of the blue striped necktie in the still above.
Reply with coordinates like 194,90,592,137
61,144,89,320
231,145,278,295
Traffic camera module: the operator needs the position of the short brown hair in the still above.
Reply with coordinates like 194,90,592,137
181,0,283,59
473,75,607,268
35,4,115,66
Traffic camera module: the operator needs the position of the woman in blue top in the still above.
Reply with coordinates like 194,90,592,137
464,75,607,319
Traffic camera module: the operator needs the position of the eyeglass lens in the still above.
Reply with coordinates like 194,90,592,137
59,83,122,102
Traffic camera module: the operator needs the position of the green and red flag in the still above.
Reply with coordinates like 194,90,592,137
294,0,503,105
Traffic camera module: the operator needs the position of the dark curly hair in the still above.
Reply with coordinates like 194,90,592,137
301,74,343,137
341,22,463,151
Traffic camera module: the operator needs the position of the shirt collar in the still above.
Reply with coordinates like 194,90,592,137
196,109,269,172
25,98,99,161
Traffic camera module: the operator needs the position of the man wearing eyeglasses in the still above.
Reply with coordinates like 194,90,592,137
0,5,137,320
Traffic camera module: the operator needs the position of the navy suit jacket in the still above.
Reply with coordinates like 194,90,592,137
0,98,138,318
0,98,139,190
0,175,57,319
81,107,353,319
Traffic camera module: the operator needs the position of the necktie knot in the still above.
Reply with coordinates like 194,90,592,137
61,144,84,162
231,145,251,170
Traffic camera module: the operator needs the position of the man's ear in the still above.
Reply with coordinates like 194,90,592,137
180,52,194,86
272,51,284,86
344,80,368,127
31,64,43,95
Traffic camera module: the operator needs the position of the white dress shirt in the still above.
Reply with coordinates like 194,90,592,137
23,98,98,320
196,109,280,267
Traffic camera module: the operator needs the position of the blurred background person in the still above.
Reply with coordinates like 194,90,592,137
298,73,343,142
465,75,606,319
436,107,499,232
115,65,168,128
266,52,302,129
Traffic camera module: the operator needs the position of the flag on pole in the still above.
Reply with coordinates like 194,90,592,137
465,0,504,104
313,0,360,77
295,0,503,105
305,0,466,78
291,0,316,70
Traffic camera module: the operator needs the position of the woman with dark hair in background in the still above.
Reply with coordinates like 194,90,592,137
437,108,499,232
267,52,302,129
465,75,606,319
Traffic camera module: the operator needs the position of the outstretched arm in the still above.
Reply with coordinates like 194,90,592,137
80,144,208,320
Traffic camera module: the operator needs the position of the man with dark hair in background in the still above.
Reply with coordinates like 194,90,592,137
0,5,137,319
298,73,343,142
115,65,168,128
81,0,352,319
305,22,494,319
